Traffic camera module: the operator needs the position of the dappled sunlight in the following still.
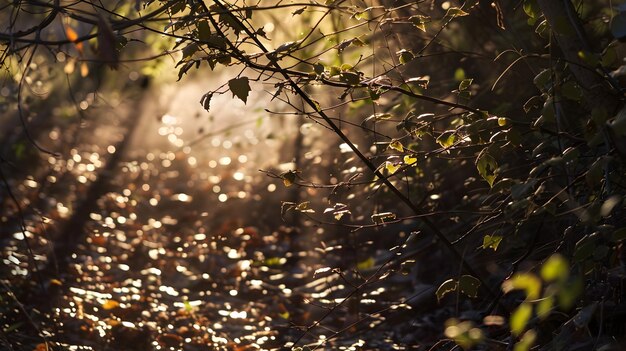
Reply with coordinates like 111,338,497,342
2,0,626,350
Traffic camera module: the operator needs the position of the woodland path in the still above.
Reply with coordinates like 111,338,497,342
2,69,429,351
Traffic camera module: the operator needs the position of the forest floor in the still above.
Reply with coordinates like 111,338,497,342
1,74,456,351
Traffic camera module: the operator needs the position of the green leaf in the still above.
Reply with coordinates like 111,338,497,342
454,67,466,81
533,69,551,92
357,257,375,270
364,113,392,123
476,151,498,187
561,81,582,101
444,7,469,20
510,302,532,336
574,234,597,262
183,299,194,312
540,254,569,283
459,78,473,91
228,77,251,104
514,330,537,351
397,49,414,64
482,235,502,251
409,15,430,31
536,295,553,320
436,275,480,301
295,201,315,213
313,62,324,75
436,131,456,148
458,275,480,298
502,273,542,300
265,257,286,266
340,72,361,85
602,45,619,67
612,227,626,242
557,278,582,310
523,0,540,19
436,279,458,302
578,51,599,67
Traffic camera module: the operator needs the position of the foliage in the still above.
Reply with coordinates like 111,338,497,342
1,0,626,350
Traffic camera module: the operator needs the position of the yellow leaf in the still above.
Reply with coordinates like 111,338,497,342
102,299,119,310
540,254,569,283
482,235,502,250
281,170,297,187
388,139,404,152
64,25,83,53
356,257,375,271
64,58,76,74
64,25,78,42
403,155,417,165
385,161,401,174
502,273,542,300
514,330,537,351
510,302,532,336
80,62,89,77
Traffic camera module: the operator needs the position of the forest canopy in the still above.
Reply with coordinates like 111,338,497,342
1,0,626,350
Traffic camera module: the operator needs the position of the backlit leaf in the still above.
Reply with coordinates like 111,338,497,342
102,299,119,310
510,302,532,336
403,155,417,165
444,7,469,19
357,257,375,270
476,151,497,187
502,273,541,300
385,161,401,174
514,330,537,351
281,170,297,187
459,78,473,91
409,15,430,31
397,49,414,64
536,295,553,320
482,235,502,251
313,267,331,277
436,131,456,148
80,62,89,77
64,25,83,53
436,279,457,302
371,212,396,224
388,139,404,152
540,254,569,283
